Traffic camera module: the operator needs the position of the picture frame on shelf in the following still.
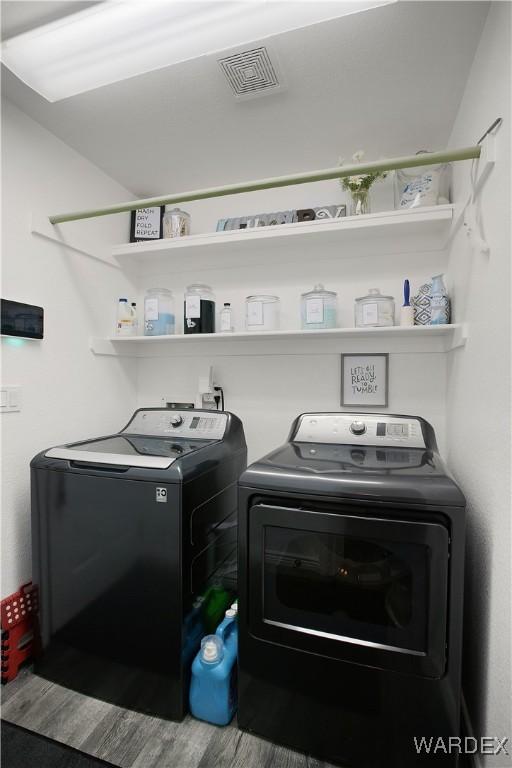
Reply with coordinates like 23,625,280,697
341,353,389,407
130,206,165,242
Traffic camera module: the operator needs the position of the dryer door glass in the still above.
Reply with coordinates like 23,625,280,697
248,504,449,677
264,527,424,651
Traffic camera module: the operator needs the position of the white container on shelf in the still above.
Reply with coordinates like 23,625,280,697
355,288,395,328
394,152,450,209
219,303,234,333
116,298,134,336
245,295,280,331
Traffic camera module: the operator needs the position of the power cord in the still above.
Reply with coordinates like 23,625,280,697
213,386,225,411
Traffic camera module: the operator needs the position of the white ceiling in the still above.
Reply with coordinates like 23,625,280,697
1,1,489,198
0,1,100,41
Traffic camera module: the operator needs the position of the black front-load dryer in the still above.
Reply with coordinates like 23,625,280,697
238,412,465,767
31,408,246,720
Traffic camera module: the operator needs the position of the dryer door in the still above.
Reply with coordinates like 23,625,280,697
247,503,449,677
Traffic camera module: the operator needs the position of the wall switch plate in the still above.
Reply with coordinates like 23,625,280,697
0,385,22,412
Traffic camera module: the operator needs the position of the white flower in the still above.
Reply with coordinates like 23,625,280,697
352,150,365,162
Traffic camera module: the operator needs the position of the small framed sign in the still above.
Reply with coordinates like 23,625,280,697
341,353,389,407
130,206,164,242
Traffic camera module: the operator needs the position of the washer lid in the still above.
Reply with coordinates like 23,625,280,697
45,435,211,469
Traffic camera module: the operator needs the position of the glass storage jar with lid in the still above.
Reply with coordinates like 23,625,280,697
144,288,175,336
184,284,215,334
301,284,337,330
245,295,280,331
163,207,191,238
355,288,395,327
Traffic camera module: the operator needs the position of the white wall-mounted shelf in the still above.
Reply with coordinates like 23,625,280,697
91,324,466,358
110,205,454,275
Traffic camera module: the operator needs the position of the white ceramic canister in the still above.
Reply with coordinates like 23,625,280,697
245,295,280,331
354,288,395,327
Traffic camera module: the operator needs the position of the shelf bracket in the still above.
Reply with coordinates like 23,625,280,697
32,214,120,268
448,323,469,351
90,338,134,356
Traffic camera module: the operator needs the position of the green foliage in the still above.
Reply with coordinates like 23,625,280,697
338,151,388,194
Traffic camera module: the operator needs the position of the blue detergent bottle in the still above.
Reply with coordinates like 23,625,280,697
189,610,238,726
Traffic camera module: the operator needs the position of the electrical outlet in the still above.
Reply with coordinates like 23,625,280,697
201,392,217,410
0,385,22,413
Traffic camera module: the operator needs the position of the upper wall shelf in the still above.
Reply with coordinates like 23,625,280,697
111,205,454,275
90,324,466,358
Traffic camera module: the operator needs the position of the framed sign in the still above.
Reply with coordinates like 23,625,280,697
130,206,164,242
341,353,389,407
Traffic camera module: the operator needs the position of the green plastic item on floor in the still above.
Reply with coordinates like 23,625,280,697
200,584,233,635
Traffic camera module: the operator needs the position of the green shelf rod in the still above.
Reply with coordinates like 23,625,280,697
49,145,481,225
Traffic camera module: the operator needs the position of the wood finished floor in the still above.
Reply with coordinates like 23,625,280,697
1,667,334,768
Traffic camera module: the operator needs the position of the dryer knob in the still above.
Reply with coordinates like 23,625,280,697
350,421,366,436
170,415,183,427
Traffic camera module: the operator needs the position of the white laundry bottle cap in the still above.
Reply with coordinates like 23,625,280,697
230,602,238,613
200,635,223,663
225,609,237,619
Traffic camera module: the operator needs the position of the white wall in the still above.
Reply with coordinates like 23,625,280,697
1,100,138,598
179,175,395,235
445,3,511,765
136,183,450,463
137,347,447,465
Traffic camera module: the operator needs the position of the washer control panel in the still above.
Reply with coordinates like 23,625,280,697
123,409,228,440
293,413,426,448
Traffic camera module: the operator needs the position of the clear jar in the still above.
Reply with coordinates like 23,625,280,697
163,207,191,238
184,283,215,334
246,295,280,331
301,284,337,330
355,288,395,327
144,288,175,336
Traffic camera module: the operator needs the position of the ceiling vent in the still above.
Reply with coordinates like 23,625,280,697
218,46,283,99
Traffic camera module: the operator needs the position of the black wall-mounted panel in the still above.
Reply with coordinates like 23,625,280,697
1,299,44,339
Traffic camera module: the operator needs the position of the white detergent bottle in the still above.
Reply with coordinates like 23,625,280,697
116,298,133,336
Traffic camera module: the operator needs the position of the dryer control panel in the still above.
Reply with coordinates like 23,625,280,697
123,409,228,440
293,413,426,448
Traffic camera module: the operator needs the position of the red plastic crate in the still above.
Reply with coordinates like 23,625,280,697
1,582,39,684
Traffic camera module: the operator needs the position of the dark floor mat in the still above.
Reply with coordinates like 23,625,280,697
1,721,117,768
